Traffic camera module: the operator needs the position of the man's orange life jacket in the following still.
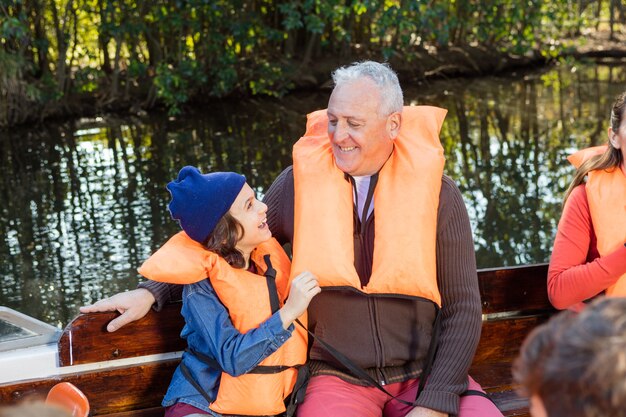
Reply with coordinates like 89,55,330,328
139,232,307,415
569,146,626,296
290,106,446,306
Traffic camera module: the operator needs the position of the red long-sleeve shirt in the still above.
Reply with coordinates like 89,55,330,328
548,184,626,310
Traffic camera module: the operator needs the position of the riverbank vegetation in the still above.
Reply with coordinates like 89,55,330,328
1,0,625,126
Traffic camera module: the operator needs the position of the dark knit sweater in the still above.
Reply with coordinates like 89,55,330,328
140,167,481,415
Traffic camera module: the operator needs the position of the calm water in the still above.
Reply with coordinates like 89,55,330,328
2,60,626,327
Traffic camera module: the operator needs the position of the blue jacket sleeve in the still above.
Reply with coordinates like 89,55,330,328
181,279,294,377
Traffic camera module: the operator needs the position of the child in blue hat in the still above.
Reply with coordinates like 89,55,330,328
138,166,320,417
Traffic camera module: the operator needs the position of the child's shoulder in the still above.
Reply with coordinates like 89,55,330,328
140,232,216,285
184,278,215,295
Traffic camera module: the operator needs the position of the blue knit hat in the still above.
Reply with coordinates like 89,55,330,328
166,166,246,243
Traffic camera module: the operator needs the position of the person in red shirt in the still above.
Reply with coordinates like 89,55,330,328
548,90,626,310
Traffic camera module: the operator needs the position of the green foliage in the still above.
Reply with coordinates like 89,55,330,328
0,0,623,124
72,66,100,93
278,2,303,30
247,59,289,96
154,59,207,115
1,16,27,40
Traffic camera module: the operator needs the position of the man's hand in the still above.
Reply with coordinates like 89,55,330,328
79,288,156,332
405,406,448,417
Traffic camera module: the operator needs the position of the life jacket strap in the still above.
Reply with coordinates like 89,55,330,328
188,347,222,370
295,307,442,406
285,365,310,417
186,349,303,374
264,254,280,314
180,360,213,405
461,389,496,405
415,307,441,400
248,364,302,374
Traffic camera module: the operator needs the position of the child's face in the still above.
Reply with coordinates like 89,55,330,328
229,183,272,254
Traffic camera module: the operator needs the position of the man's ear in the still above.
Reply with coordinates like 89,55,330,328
387,112,401,140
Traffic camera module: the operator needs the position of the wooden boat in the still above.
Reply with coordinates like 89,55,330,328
0,264,555,417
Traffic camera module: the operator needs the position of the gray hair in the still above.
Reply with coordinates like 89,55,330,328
331,61,403,116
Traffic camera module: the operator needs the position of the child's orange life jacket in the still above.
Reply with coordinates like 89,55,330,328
139,233,307,415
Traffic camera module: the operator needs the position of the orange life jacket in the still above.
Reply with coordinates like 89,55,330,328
568,146,626,296
138,232,307,415
290,106,446,306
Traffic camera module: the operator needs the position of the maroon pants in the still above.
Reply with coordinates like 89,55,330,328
296,375,503,417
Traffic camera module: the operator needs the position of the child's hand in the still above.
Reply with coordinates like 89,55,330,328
279,271,321,329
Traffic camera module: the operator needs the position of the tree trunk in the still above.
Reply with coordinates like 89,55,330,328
50,0,75,96
144,22,163,68
617,0,625,22
610,0,616,40
28,0,50,77
340,0,355,59
98,0,112,74
67,5,79,93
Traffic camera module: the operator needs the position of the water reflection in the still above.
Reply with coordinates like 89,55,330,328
1,61,625,326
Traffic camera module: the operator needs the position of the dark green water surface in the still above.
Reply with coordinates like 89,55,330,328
2,60,625,326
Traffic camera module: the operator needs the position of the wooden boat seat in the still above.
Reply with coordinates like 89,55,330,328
469,263,555,416
0,263,554,417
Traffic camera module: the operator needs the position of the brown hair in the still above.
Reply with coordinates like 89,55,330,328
564,90,626,203
203,212,246,268
513,297,626,417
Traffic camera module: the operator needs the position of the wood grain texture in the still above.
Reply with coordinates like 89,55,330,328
477,263,553,314
0,360,178,415
472,315,551,365
58,302,186,366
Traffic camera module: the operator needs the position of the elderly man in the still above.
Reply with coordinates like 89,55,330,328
82,61,501,417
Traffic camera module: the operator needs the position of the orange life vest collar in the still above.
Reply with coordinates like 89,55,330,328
569,146,626,296
291,106,446,306
138,231,283,285
139,233,306,415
